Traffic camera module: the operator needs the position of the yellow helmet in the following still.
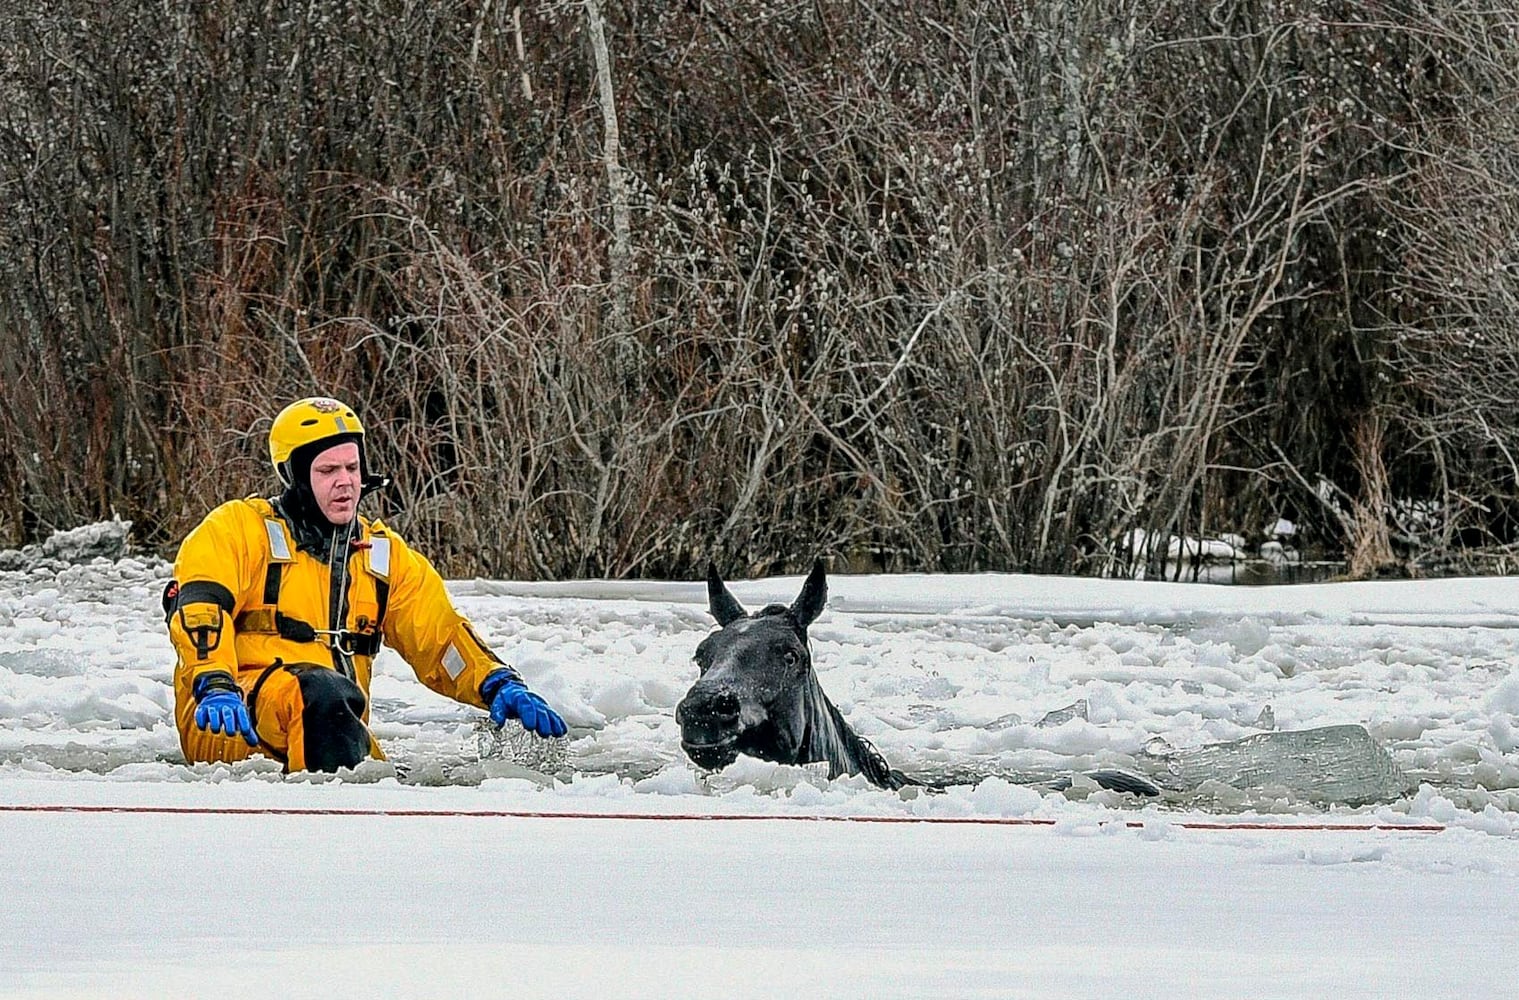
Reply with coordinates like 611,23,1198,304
268,396,365,486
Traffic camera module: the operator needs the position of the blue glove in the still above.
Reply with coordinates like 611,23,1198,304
192,673,259,746
481,669,567,738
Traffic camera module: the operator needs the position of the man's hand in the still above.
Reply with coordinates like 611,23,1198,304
481,669,567,738
192,672,259,746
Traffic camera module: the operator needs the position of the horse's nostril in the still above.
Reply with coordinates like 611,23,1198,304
679,686,741,726
710,690,739,718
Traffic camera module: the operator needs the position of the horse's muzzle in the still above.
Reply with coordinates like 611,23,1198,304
679,737,741,771
676,686,743,768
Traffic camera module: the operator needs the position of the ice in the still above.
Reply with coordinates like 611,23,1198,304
588,677,656,718
0,649,81,678
1,518,1517,832
632,764,706,795
41,518,133,563
1140,725,1415,806
1489,715,1519,754
0,516,132,571
965,775,1045,816
285,759,398,784
0,741,169,773
7,524,1519,998
694,755,833,795
1035,700,1087,727
1485,674,1519,715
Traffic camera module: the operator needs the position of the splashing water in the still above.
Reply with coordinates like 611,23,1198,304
472,719,570,775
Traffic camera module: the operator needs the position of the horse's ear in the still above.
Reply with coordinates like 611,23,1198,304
790,558,827,628
706,562,748,626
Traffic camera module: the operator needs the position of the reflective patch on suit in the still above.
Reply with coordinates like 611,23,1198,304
442,643,467,680
368,536,391,579
264,518,293,561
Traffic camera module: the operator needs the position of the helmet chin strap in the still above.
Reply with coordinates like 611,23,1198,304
360,473,392,500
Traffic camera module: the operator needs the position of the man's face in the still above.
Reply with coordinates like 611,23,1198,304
308,441,362,525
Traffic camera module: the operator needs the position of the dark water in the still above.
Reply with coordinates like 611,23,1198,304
1158,559,1346,586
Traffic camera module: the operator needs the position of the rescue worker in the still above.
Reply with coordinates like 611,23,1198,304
164,396,566,772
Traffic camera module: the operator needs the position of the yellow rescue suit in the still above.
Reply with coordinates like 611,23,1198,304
166,496,504,770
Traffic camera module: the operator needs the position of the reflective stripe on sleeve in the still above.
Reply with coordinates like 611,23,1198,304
442,643,467,680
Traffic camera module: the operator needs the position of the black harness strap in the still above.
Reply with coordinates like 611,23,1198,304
267,611,381,655
263,562,283,606
245,662,281,718
251,520,387,661
275,612,318,643
375,577,390,634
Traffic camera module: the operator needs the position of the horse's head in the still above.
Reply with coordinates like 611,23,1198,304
675,559,828,771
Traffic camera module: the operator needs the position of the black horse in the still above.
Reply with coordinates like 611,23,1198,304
676,560,1159,796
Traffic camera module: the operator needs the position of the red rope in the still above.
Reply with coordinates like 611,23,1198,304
0,803,1446,832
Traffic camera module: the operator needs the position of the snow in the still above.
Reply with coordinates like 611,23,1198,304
1,539,1517,997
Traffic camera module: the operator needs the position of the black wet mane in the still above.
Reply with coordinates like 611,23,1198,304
800,670,913,790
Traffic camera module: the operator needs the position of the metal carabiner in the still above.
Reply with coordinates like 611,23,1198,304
312,628,358,679
312,628,359,655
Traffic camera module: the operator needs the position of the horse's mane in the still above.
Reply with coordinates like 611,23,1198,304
799,671,915,790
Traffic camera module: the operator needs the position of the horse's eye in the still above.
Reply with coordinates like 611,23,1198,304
783,649,799,667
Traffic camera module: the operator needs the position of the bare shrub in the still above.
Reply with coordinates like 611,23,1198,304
3,0,1519,579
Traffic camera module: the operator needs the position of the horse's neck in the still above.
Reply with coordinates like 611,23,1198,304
799,672,900,788
798,674,853,773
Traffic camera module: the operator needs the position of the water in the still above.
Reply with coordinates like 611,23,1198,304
0,724,1424,808
1148,560,1346,585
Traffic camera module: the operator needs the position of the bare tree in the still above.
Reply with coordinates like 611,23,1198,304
4,0,1519,580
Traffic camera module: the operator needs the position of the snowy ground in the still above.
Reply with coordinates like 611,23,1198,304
2,532,1518,996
